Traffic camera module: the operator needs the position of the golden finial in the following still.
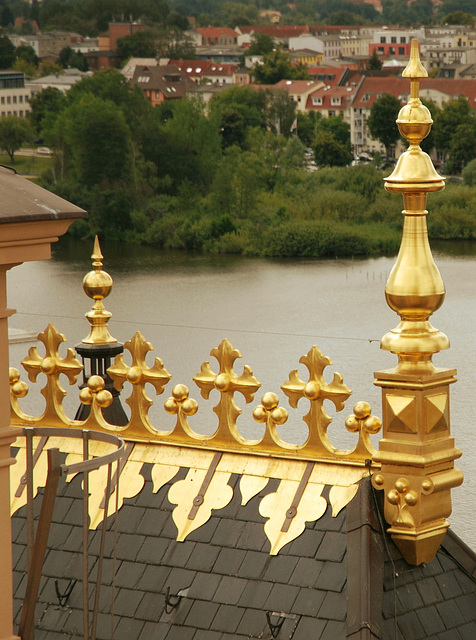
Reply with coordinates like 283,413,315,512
382,38,447,373
82,236,116,344
372,41,463,566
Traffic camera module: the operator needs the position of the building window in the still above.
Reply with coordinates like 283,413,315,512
400,37,406,43
0,97,3,105
13,96,16,104
380,36,386,43
19,110,23,116
399,47,405,55
391,37,397,43
363,93,370,102
6,96,10,104
19,96,22,103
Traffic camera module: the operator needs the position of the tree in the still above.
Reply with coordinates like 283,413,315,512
116,30,162,61
58,46,88,71
55,93,132,185
251,49,310,84
433,97,473,155
368,50,382,71
248,32,274,56
313,116,353,167
266,89,296,137
210,85,267,148
446,120,476,174
442,11,475,24
0,116,34,163
0,32,15,68
367,93,402,157
28,86,67,133
15,44,38,67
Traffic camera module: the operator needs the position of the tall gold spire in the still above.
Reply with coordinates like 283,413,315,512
82,236,116,344
372,40,463,565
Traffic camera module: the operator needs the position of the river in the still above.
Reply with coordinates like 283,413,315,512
7,238,476,549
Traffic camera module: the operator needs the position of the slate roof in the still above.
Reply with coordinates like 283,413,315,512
11,456,476,639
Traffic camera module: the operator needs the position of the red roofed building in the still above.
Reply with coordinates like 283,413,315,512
236,25,309,47
306,85,358,123
130,64,194,107
195,27,238,46
272,79,323,111
350,75,476,157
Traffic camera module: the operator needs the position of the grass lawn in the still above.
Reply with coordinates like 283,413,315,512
0,153,52,176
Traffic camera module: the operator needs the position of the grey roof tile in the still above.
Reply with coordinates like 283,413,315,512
140,620,170,639
415,604,446,636
214,576,247,605
292,615,327,640
185,543,221,572
113,587,144,618
235,608,266,636
263,554,299,583
135,591,166,622
115,532,146,562
320,619,346,639
316,558,345,591
397,610,427,640
438,630,463,640
236,550,270,580
135,534,170,565
286,529,324,557
238,580,273,608
318,590,346,621
293,586,326,616
213,518,245,547
114,504,146,534
164,625,195,640
184,600,220,629
160,597,193,626
186,517,219,543
113,616,145,639
189,572,222,601
397,582,425,612
193,630,223,640
315,531,346,562
137,564,172,593
213,547,247,575
11,515,25,544
264,582,300,612
455,570,476,594
459,621,476,640
290,557,324,588
439,570,464,599
236,521,267,551
163,567,196,594
114,560,147,589
210,603,244,632
46,522,74,551
162,540,196,567
456,592,476,623
415,576,445,606
137,506,169,537
437,598,469,629
161,515,181,539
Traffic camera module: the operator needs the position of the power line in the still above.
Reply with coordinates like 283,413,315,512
15,311,381,343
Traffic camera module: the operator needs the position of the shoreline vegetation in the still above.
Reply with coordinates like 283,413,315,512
22,77,475,259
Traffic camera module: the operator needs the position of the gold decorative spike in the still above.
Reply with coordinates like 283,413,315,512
281,345,352,458
108,332,172,437
344,401,382,458
193,339,261,446
373,40,463,565
329,484,359,517
21,324,83,426
168,452,233,541
10,367,31,423
78,375,115,431
252,392,289,449
82,236,116,344
259,472,327,555
239,474,269,505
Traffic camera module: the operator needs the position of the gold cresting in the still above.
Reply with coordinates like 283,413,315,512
372,40,463,565
82,235,116,344
10,330,381,465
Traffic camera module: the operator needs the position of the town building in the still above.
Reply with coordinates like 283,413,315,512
27,68,92,95
0,71,32,118
130,64,194,106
